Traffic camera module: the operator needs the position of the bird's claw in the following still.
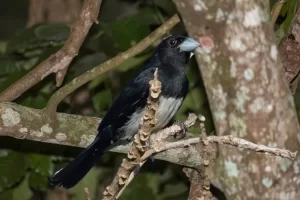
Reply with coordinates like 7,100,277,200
173,120,187,139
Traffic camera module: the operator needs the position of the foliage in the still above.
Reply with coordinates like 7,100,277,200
274,0,300,44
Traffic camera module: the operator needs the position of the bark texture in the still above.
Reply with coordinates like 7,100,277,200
0,102,202,169
279,8,300,95
174,0,300,199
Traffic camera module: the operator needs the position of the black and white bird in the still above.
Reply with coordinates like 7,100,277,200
50,35,200,189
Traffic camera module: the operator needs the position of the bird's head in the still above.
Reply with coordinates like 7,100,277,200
155,35,200,65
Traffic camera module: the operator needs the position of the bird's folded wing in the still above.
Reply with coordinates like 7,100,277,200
97,67,156,138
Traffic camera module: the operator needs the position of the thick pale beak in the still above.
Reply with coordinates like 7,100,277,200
179,37,200,52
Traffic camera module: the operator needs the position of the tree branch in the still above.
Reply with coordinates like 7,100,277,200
1,102,295,168
0,0,102,102
44,14,180,116
0,102,202,168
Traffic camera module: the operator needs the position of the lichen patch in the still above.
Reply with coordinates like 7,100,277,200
244,68,254,81
79,134,96,147
20,128,28,133
243,6,261,27
225,160,239,177
262,177,273,188
1,108,21,127
41,124,53,134
55,133,67,142
30,130,43,138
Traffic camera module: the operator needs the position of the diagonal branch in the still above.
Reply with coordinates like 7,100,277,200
0,0,102,102
103,68,161,199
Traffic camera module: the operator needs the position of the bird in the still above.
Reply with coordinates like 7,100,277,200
49,35,200,189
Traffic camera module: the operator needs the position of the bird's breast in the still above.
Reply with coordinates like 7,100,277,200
118,96,183,140
154,96,183,130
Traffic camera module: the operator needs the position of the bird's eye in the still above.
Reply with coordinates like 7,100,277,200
169,39,177,46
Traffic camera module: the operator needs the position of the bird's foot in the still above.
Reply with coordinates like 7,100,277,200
173,120,187,139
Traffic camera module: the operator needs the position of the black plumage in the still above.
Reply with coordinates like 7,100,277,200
49,35,200,189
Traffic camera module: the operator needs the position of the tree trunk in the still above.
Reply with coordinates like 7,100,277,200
174,0,300,199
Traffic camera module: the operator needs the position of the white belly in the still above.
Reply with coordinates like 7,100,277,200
119,96,183,140
154,96,183,130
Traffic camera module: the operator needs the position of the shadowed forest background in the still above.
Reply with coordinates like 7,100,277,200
0,0,300,199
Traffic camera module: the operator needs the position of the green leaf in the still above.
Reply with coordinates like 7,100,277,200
0,152,27,189
0,56,38,76
0,188,13,199
88,76,107,90
19,96,48,109
159,182,188,199
35,23,70,41
279,0,298,33
28,171,48,191
26,153,53,176
11,174,32,200
0,149,11,158
92,89,113,113
91,8,160,53
151,0,177,16
275,27,285,45
0,41,7,53
66,52,108,82
0,174,32,200
69,167,102,200
120,173,160,200
6,23,68,55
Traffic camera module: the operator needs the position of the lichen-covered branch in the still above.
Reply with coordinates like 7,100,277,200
0,102,202,168
174,0,300,199
0,0,102,102
45,14,180,115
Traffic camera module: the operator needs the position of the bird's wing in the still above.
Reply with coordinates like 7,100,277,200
97,67,156,141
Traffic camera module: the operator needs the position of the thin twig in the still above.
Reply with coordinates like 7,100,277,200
207,135,297,159
103,68,161,199
152,135,297,160
85,188,91,200
0,0,102,102
199,115,213,200
44,14,180,117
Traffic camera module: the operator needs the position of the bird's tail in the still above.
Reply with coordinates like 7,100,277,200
49,137,109,189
